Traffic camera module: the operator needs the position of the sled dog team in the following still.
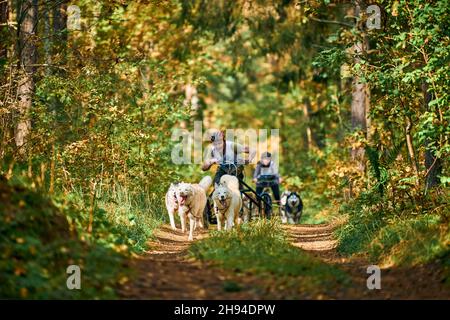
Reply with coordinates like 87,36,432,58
165,174,241,241
165,174,303,241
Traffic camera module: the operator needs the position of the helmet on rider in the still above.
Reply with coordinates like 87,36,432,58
260,152,272,167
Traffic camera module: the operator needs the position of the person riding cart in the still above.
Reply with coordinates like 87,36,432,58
252,152,281,204
201,131,256,188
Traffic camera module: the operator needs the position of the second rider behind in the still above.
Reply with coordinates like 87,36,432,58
252,152,281,204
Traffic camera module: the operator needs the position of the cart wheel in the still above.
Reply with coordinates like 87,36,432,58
260,192,272,219
207,198,217,225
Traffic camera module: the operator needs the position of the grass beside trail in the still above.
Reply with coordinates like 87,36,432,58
0,177,164,299
74,183,165,253
189,220,349,296
335,191,450,284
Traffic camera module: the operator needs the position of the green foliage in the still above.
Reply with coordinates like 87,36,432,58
0,162,164,298
310,0,450,269
365,140,405,196
336,189,450,269
367,0,450,166
0,179,126,299
336,192,388,256
94,185,165,253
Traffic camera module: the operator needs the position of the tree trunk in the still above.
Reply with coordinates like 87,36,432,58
15,0,38,151
405,115,419,182
50,2,68,119
53,1,68,38
0,0,8,159
350,1,370,172
350,51,369,133
53,1,67,58
302,97,313,151
422,82,442,190
42,2,51,75
51,1,67,77
0,0,8,60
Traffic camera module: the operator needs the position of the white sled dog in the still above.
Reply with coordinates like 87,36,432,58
212,175,242,231
165,183,179,230
176,176,212,241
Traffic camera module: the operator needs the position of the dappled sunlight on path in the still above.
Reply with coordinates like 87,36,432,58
284,224,337,251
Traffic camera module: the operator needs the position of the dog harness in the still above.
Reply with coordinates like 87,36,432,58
181,201,193,215
214,200,230,214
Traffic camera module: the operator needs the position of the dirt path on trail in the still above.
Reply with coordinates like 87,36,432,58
118,223,450,300
285,224,449,299
117,225,268,299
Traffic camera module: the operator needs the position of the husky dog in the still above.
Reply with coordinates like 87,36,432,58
212,175,242,231
280,191,303,224
165,183,179,230
176,176,212,241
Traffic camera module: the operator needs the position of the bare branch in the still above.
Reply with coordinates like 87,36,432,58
309,16,354,28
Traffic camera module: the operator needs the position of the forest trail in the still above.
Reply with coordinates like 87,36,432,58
118,223,450,300
117,225,265,299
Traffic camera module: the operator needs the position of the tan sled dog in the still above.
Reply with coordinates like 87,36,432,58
212,175,242,231
176,176,212,241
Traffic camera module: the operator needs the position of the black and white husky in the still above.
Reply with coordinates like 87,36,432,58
280,191,303,224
